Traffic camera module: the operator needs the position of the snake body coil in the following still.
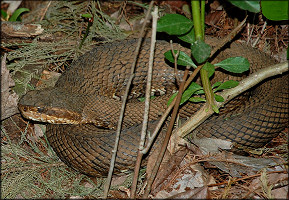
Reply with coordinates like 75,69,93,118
19,38,289,176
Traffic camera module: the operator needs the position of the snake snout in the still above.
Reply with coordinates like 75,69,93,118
18,103,83,124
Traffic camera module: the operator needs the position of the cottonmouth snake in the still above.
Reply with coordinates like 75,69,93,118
19,37,289,176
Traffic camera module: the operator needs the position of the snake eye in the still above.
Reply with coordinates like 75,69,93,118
37,107,45,113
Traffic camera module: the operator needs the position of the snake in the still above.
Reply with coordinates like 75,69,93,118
18,37,289,177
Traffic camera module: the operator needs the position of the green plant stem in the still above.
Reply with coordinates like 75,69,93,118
79,20,92,49
200,68,216,111
191,0,217,111
191,0,203,40
201,0,205,35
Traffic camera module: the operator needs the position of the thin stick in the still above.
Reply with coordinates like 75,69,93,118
140,17,247,154
176,61,288,139
242,177,288,199
140,64,203,154
247,23,254,45
210,16,247,57
103,1,155,198
252,20,267,47
39,1,52,21
207,170,286,187
130,5,158,198
143,67,190,198
170,41,180,84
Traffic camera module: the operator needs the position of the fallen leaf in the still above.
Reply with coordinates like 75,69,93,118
249,171,288,199
169,186,210,199
1,53,19,120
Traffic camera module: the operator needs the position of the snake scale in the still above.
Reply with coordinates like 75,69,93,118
19,37,289,176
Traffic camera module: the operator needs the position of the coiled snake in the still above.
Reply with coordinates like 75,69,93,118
19,38,289,176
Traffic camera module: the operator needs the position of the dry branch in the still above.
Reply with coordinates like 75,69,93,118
130,5,159,198
176,61,289,139
103,1,155,198
1,22,44,38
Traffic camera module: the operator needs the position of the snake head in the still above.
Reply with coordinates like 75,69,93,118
18,88,83,124
18,88,115,128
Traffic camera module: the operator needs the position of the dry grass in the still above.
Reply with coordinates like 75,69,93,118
1,0,288,198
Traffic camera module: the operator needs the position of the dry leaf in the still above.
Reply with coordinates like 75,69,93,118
3,0,22,15
169,186,210,199
1,53,19,120
36,70,61,89
153,154,215,198
150,147,188,194
111,174,130,186
249,171,288,199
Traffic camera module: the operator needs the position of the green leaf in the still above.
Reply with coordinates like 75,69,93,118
9,8,30,21
164,50,197,68
157,14,193,35
189,97,206,103
177,27,196,44
191,39,211,64
261,1,288,21
167,92,177,106
214,94,225,102
227,0,260,13
81,13,93,18
214,57,250,73
215,80,239,91
202,62,215,78
212,81,222,89
1,9,7,20
195,89,204,95
180,82,203,105
167,82,203,106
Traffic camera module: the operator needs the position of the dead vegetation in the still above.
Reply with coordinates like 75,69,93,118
1,0,288,199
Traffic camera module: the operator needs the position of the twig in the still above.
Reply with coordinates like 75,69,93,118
39,1,52,21
140,16,247,155
210,16,247,58
176,61,289,139
140,64,203,154
130,5,158,198
252,21,267,48
160,156,257,192
1,22,44,38
170,41,181,84
247,23,254,45
240,176,288,199
221,177,234,199
207,170,286,187
115,1,127,25
247,13,256,45
102,1,155,198
143,66,190,198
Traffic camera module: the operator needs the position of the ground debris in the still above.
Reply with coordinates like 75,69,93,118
1,54,19,120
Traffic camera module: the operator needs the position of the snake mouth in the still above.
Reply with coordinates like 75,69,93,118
18,104,116,129
18,104,82,124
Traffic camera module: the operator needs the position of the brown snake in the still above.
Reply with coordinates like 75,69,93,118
18,37,289,176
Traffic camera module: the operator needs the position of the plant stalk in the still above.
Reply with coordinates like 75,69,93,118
201,0,205,35
200,67,217,112
143,67,190,198
191,0,203,40
191,0,216,111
